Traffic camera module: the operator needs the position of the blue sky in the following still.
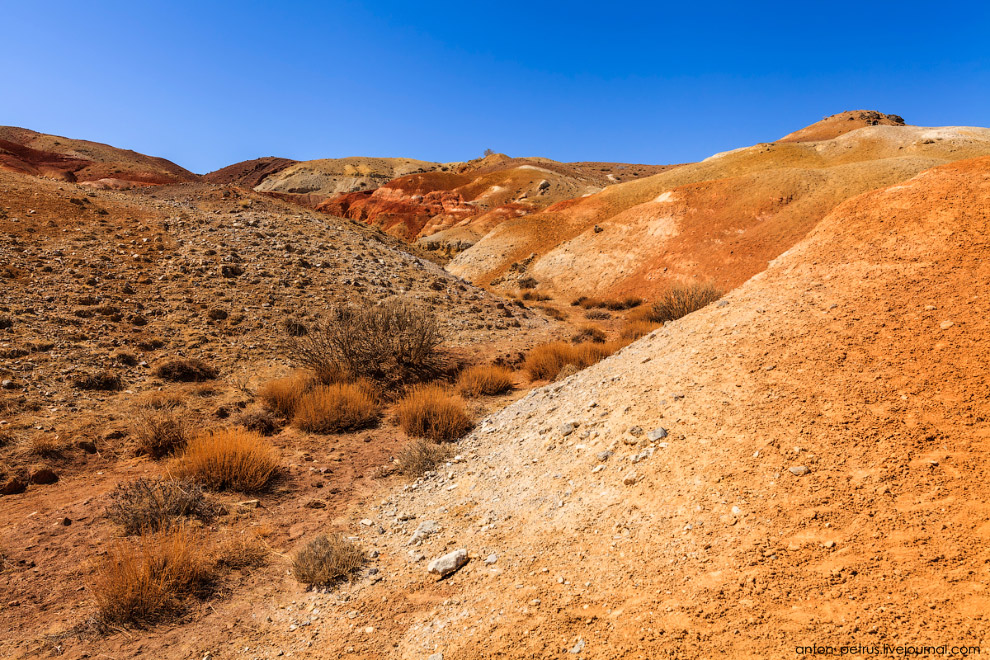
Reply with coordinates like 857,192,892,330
2,1,988,173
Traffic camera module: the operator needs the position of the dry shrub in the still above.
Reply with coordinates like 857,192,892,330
23,434,65,458
135,408,189,458
536,305,566,321
523,342,578,380
397,384,472,442
292,381,380,434
93,525,212,626
154,359,218,382
457,364,514,397
236,408,282,436
172,428,279,492
140,391,184,411
647,282,723,323
290,299,443,387
621,320,660,341
73,371,123,391
584,309,611,320
291,534,364,587
572,296,642,310
571,324,607,344
213,533,268,570
574,342,614,368
257,372,313,418
395,438,453,477
105,478,217,535
520,291,552,301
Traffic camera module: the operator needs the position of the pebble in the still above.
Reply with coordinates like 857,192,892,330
789,466,811,476
627,426,644,437
939,320,954,330
485,553,498,565
428,653,444,660
622,472,639,485
569,638,585,654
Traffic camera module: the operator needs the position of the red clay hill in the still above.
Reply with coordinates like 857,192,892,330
0,126,198,188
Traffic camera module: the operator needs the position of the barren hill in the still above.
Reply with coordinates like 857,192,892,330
288,155,989,658
316,154,676,244
779,109,906,142
0,126,199,187
448,117,990,300
203,156,298,188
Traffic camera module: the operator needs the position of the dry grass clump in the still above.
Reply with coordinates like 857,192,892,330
93,525,212,626
397,384,472,441
213,533,268,570
290,299,443,387
135,408,189,458
395,438,453,477
584,309,611,320
457,364,514,397
292,534,364,587
154,359,218,382
23,433,65,458
621,320,661,341
105,478,218,535
236,407,282,436
536,305,567,321
524,340,629,381
172,428,279,492
73,371,123,391
520,290,553,301
292,381,380,434
571,296,642,310
647,282,723,323
257,372,314,418
571,324,607,344
522,342,578,380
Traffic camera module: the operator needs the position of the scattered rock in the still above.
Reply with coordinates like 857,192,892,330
569,638,585,654
647,427,668,441
1,477,27,495
939,320,954,330
560,422,578,436
427,549,468,577
622,471,639,486
29,468,58,485
485,553,498,565
0,379,15,390
628,425,644,437
789,466,811,477
409,520,440,545
76,440,98,454
596,450,612,462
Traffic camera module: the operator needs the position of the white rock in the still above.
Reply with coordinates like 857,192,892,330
428,549,469,577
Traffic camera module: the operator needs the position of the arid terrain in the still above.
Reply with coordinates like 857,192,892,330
1,112,988,659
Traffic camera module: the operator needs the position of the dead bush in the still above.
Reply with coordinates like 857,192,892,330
257,372,313,417
292,382,380,434
73,371,123,391
457,364,514,398
154,359,218,382
172,428,279,492
520,291,552,302
23,434,66,458
105,478,218,535
395,438,453,477
584,309,611,320
93,526,212,626
289,299,443,387
397,384,472,442
291,534,364,588
135,408,189,458
213,533,268,570
647,282,723,323
536,305,567,321
571,325,607,344
236,408,282,436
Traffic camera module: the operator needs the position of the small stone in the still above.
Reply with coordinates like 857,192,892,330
569,638,585,654
360,518,374,526
647,427,668,441
0,380,15,390
428,653,444,660
939,320,954,330
29,468,58,485
596,450,612,461
484,553,498,565
61,517,72,526
789,466,811,477
622,472,639,486
77,440,98,454
427,549,469,577
1,478,27,495
627,426,644,437
560,422,578,436
236,499,260,508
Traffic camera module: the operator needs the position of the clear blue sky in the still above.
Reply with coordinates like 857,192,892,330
2,1,988,174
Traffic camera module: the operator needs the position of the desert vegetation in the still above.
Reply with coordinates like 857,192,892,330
105,477,218,535
457,364,514,397
134,407,189,458
292,381,380,433
153,359,218,382
395,438,453,477
645,282,723,323
172,428,279,492
290,299,444,387
292,534,364,587
397,384,473,441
